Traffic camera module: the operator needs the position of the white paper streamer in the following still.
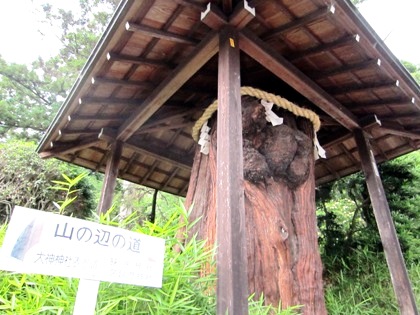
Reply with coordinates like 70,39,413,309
314,133,326,160
260,99,284,126
198,121,211,155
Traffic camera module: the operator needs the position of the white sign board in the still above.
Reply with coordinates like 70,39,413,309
0,206,165,288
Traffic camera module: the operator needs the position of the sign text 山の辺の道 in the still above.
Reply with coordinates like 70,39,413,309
0,206,165,288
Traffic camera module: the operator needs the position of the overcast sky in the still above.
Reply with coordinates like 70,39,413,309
0,0,419,65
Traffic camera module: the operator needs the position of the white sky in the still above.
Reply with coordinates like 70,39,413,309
0,0,419,65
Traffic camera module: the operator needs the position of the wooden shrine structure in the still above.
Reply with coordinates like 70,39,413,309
37,0,419,314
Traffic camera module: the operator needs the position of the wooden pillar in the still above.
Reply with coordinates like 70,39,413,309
98,141,123,214
354,129,418,315
216,25,249,314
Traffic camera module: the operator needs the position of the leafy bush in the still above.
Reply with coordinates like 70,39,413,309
0,139,102,222
317,151,420,267
0,199,299,314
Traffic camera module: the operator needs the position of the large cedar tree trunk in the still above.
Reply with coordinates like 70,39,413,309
185,96,326,314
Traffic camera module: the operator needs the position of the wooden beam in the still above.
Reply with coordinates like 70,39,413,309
263,5,335,41
354,129,418,315
350,97,415,111
116,31,219,142
216,26,249,315
72,113,129,121
173,0,206,11
98,141,123,214
229,0,255,30
106,52,174,68
125,22,198,45
137,121,193,135
201,3,227,30
160,167,179,190
39,136,101,159
311,58,381,80
138,107,197,131
328,80,399,96
290,34,360,62
222,0,233,14
79,97,142,107
379,121,420,140
239,29,360,130
91,77,155,89
99,128,192,170
380,112,420,122
201,1,255,30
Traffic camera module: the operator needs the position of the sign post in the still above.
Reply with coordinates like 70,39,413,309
0,206,165,314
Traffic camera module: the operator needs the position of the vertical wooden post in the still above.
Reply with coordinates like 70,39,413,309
98,141,123,214
354,129,418,315
216,25,249,314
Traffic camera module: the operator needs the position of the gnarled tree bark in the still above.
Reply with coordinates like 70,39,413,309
185,96,326,314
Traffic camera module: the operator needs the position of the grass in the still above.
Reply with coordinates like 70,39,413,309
1,209,418,314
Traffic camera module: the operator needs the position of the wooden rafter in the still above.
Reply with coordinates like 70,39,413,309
39,136,102,159
201,0,255,30
350,97,416,111
116,31,219,142
311,58,381,80
125,22,198,45
222,0,233,14
106,52,174,68
379,121,420,139
99,128,192,170
79,97,143,107
263,5,335,41
328,80,399,96
92,77,155,89
290,34,360,62
239,29,360,130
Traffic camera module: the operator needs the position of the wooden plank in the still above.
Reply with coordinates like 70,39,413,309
92,77,155,89
201,1,255,31
201,3,227,30
39,136,101,159
222,0,233,14
350,97,415,111
98,140,123,214
116,31,219,142
79,97,143,106
379,121,420,140
354,129,418,315
125,22,198,45
239,29,360,130
216,25,249,315
106,52,174,68
99,128,192,170
229,0,255,30
328,80,399,96
290,34,360,62
310,58,381,80
263,5,335,41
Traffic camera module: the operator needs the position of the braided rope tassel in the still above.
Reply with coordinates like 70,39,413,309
192,86,325,158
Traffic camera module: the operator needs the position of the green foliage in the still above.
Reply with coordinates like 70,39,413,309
0,139,101,221
318,151,420,312
351,0,367,7
324,248,400,314
0,0,117,140
0,199,298,314
317,151,420,268
402,60,420,84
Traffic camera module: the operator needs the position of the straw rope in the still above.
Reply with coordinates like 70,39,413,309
192,86,321,141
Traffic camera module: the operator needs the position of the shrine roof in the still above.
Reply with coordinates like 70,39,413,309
37,0,420,196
